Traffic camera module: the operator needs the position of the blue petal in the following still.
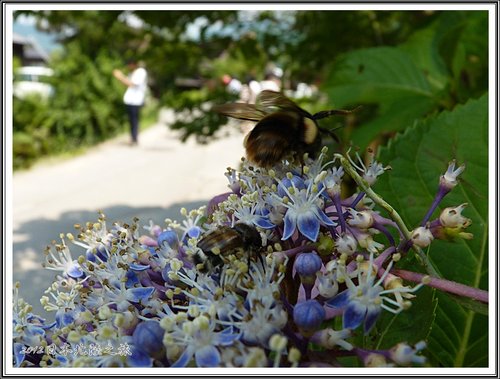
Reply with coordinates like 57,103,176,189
282,211,297,240
291,175,306,190
126,271,140,287
67,262,84,278
157,230,179,248
216,327,241,346
195,345,221,367
129,263,151,271
41,321,57,330
364,306,381,334
313,206,336,226
132,321,164,355
254,216,275,229
297,212,320,241
171,348,194,367
126,287,155,303
277,178,292,197
325,290,351,308
14,343,25,367
343,303,367,330
187,226,202,239
128,347,153,367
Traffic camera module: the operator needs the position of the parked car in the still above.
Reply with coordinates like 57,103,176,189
13,66,54,99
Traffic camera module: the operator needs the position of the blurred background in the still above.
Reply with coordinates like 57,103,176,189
11,9,488,317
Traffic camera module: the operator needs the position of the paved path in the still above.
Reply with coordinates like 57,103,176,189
12,110,246,317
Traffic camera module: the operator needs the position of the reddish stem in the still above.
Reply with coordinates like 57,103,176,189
392,269,488,304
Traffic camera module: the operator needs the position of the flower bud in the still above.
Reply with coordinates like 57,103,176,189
132,320,165,355
335,234,357,256
347,210,374,229
410,226,434,248
293,300,326,336
439,203,471,228
138,235,158,247
440,160,465,190
317,234,335,256
295,252,322,278
389,341,427,366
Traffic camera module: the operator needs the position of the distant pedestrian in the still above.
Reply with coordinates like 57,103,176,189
113,59,148,145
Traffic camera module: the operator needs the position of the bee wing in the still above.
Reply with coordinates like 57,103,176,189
256,90,312,117
212,103,267,122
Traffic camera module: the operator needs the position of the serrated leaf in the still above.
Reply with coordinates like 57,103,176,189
326,47,435,110
350,95,435,150
371,287,437,351
324,46,441,150
374,95,488,366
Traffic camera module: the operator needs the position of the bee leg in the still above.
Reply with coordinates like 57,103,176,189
317,126,340,143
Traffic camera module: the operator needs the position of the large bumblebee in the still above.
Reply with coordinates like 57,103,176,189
194,223,263,271
213,90,357,168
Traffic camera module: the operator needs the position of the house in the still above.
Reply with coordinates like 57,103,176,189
13,32,50,66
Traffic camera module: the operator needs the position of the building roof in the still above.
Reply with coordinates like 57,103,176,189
13,32,50,64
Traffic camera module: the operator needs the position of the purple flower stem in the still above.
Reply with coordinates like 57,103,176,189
349,191,366,209
420,187,449,226
374,246,396,268
392,269,488,303
372,222,395,246
278,243,318,258
332,193,347,233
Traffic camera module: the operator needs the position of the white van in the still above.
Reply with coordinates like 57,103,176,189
14,66,54,99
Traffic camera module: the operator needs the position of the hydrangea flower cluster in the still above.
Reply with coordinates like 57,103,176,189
13,147,481,368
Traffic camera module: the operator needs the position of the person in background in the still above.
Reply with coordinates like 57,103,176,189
222,74,243,95
259,71,282,92
113,59,148,145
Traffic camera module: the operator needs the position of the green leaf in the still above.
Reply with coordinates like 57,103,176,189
375,94,488,366
350,95,435,150
371,287,437,351
400,20,450,92
324,47,440,150
326,47,435,110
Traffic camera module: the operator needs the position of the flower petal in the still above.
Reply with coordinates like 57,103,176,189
129,263,151,271
313,206,336,226
195,345,221,367
216,326,241,346
128,347,153,367
297,211,320,241
282,211,297,240
171,347,194,367
14,343,25,367
254,216,275,229
125,287,155,303
364,305,381,334
325,290,350,308
343,303,366,330
67,262,84,278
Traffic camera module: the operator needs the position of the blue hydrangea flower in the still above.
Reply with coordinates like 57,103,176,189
279,182,335,241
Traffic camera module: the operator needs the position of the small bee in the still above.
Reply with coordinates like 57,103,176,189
213,90,358,168
194,223,263,271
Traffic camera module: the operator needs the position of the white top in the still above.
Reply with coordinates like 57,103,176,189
123,67,147,106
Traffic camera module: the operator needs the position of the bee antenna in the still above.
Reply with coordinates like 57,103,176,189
312,105,362,120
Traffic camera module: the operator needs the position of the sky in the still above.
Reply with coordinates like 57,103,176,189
13,14,60,54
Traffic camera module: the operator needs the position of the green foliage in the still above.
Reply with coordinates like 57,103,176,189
374,96,488,366
323,11,488,151
12,94,52,169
